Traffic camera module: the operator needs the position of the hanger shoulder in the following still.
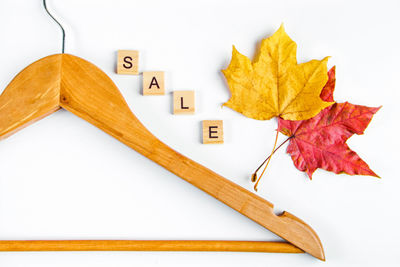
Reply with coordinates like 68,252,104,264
59,54,324,260
59,54,155,153
0,55,61,140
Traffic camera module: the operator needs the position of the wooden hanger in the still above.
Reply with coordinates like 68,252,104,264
0,1,325,261
0,53,324,261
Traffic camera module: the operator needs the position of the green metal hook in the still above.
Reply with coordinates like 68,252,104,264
43,0,66,53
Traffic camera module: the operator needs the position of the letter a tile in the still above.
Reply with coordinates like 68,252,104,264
143,71,165,95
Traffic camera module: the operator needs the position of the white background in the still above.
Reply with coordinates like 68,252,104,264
0,0,399,266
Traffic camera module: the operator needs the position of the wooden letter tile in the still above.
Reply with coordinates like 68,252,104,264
117,50,139,75
173,91,195,114
143,71,165,95
202,120,224,144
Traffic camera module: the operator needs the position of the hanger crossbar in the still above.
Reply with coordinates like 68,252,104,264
0,240,303,253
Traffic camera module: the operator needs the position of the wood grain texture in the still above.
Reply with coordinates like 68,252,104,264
143,71,165,95
0,240,303,253
0,55,61,140
202,120,224,144
117,50,139,75
173,90,195,114
0,54,324,260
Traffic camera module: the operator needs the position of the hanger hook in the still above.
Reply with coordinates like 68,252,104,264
43,0,66,53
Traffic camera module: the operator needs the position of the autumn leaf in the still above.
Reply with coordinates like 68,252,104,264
278,67,380,179
319,66,336,102
222,24,334,121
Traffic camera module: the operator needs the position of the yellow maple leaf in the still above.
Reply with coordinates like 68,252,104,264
222,25,334,121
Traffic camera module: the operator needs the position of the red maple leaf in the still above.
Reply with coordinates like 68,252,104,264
277,66,380,179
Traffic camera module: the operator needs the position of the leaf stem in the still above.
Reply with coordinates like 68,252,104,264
252,134,293,191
